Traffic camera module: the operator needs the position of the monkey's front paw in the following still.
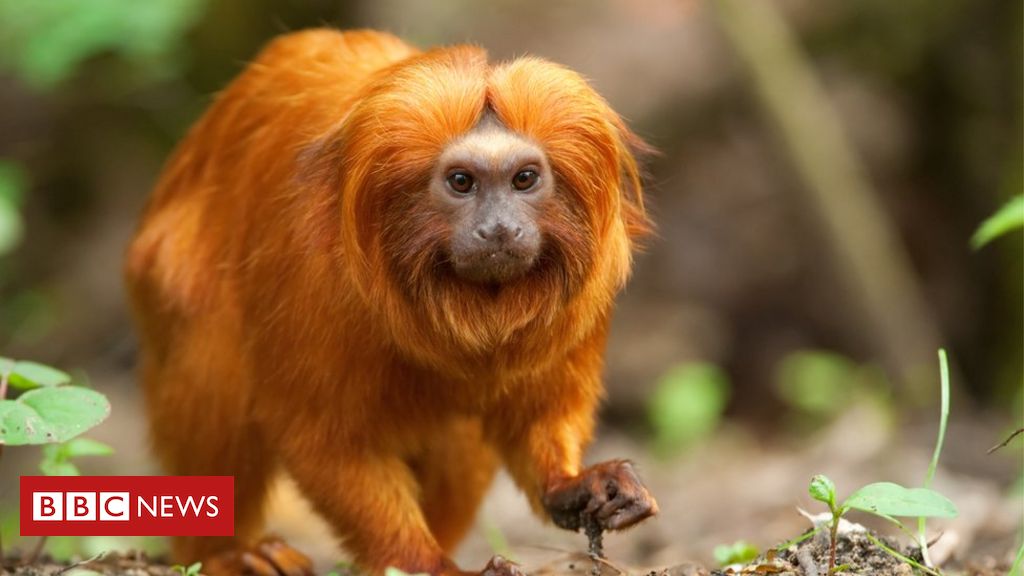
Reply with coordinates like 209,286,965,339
542,460,658,532
479,555,526,576
204,537,314,576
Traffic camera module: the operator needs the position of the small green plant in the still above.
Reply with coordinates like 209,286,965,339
713,540,759,566
808,475,956,574
171,561,202,576
0,357,110,446
808,350,958,574
0,357,112,564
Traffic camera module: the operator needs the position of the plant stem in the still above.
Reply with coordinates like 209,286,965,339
828,513,839,573
918,349,951,568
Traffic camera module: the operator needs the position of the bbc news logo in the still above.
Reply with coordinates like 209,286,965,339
21,476,233,536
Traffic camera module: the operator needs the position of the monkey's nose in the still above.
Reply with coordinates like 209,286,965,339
475,222,523,245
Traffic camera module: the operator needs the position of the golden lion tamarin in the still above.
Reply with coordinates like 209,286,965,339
125,29,656,576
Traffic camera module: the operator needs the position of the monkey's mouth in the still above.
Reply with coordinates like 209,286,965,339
449,247,539,285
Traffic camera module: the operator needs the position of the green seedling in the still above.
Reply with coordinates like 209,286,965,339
171,561,202,576
0,356,112,565
0,357,110,446
713,540,759,566
808,350,958,574
809,475,955,573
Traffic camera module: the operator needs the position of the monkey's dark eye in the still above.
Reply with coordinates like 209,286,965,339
512,170,539,191
446,171,475,194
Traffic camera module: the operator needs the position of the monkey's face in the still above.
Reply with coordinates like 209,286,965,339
335,50,649,356
429,118,551,284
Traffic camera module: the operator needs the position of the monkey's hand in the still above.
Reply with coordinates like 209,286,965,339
542,460,658,533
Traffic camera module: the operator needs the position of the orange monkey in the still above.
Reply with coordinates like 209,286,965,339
126,29,656,576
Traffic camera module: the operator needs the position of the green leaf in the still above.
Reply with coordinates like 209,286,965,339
648,362,729,455
62,437,115,458
0,400,50,443
972,195,1024,249
809,474,837,508
40,458,80,477
844,482,958,518
9,361,72,389
713,540,759,566
0,386,110,445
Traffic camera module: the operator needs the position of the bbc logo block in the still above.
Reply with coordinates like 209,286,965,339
21,476,233,536
33,492,130,521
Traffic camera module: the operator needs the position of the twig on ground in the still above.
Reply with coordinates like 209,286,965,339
987,428,1024,454
796,547,820,576
23,536,48,565
54,551,107,575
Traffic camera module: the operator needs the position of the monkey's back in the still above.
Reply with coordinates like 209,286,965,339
124,30,420,423
126,29,416,321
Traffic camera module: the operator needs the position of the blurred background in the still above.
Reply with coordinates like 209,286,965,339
0,0,1020,572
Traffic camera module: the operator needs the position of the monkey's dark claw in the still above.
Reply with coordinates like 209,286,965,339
542,459,658,533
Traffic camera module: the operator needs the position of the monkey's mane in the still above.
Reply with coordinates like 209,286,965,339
317,44,651,379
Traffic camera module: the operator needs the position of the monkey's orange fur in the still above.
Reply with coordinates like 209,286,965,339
126,29,651,574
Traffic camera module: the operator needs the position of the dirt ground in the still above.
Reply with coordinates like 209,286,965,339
2,425,1018,575
0,370,1019,576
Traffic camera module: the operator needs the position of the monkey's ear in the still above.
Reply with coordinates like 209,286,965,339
617,128,656,244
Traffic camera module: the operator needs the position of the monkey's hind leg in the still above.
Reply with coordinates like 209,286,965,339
140,323,313,576
414,418,500,553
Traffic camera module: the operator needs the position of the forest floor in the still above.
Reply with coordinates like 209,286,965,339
1,524,1015,576
0,381,1019,576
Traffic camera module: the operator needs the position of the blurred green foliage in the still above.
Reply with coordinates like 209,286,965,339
171,562,203,576
0,0,208,90
972,195,1024,249
774,349,890,425
648,363,729,456
775,350,859,417
713,540,759,566
0,160,26,257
